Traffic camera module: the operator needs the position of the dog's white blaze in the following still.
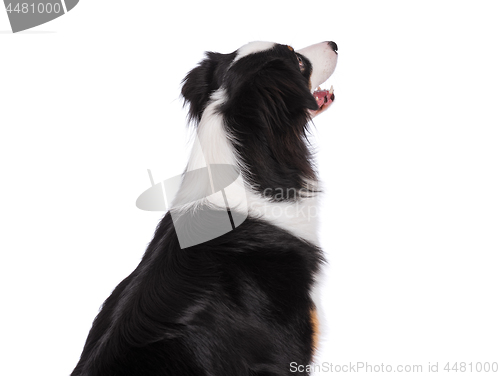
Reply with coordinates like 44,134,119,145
233,41,276,63
172,90,240,210
187,90,237,170
174,89,320,245
298,42,338,91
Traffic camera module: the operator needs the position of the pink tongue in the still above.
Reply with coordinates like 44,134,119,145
313,89,334,110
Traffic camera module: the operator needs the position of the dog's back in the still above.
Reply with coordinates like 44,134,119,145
71,213,322,376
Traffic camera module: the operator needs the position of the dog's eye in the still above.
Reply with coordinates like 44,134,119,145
296,55,305,71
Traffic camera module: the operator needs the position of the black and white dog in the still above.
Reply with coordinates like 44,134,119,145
72,41,338,376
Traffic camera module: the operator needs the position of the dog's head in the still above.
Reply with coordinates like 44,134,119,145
182,41,338,123
181,41,338,199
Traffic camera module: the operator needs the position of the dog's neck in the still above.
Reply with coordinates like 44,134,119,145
173,89,320,245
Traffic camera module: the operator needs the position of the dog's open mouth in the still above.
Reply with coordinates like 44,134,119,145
311,85,334,117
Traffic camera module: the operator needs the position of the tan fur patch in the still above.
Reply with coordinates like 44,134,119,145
310,308,320,353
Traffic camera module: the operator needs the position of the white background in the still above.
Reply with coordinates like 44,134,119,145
1,1,499,375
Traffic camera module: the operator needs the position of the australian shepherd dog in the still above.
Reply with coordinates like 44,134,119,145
72,40,338,376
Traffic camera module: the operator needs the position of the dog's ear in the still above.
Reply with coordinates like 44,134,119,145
181,52,234,124
181,53,218,124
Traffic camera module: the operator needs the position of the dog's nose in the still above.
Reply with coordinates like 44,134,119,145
327,41,338,53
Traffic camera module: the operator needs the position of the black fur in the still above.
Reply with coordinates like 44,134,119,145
72,43,326,376
71,213,323,376
182,44,319,201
